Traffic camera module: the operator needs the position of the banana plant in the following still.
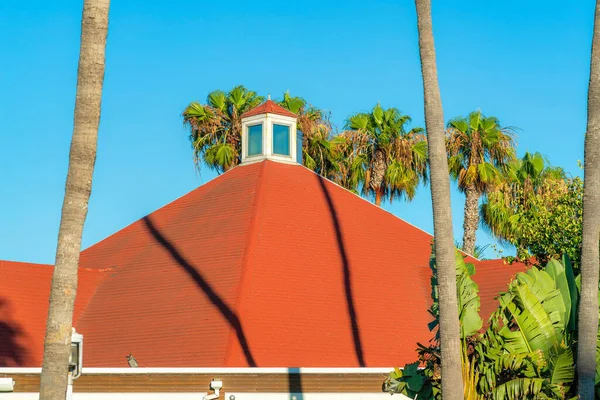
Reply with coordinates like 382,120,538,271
477,255,578,399
386,254,588,400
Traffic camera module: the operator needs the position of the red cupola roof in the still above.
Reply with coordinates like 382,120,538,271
241,99,297,119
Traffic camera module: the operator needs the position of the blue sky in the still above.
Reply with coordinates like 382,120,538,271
0,0,593,264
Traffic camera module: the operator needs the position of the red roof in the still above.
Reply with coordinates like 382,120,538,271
0,260,109,367
241,99,297,119
473,259,527,322
0,161,527,368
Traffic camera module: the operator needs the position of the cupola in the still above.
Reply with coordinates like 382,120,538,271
240,96,302,165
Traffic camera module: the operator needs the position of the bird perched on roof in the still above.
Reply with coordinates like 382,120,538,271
126,353,138,368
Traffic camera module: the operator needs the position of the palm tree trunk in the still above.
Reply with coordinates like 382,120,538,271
39,1,110,399
375,190,383,206
414,1,463,399
462,185,481,256
577,0,600,397
371,149,386,205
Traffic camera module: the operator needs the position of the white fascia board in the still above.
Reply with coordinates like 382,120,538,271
228,394,409,400
242,114,296,124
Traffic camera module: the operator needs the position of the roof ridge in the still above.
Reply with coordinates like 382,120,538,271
0,260,53,267
73,268,114,326
222,160,269,366
302,165,433,233
299,165,481,261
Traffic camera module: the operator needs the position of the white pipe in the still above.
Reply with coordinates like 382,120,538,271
66,375,73,400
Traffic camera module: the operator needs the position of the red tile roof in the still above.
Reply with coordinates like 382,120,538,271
472,259,527,322
241,100,297,119
0,161,527,368
0,260,109,367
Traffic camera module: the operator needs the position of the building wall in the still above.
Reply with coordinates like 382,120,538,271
2,393,407,400
0,369,410,400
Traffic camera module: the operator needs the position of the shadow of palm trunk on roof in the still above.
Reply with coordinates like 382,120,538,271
142,216,257,367
315,176,366,367
0,299,29,367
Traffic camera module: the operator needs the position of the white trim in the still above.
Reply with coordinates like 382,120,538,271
0,367,393,375
239,157,299,166
242,114,296,125
0,368,40,373
227,394,403,400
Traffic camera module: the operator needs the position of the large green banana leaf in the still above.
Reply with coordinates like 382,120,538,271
550,347,574,385
545,257,577,332
516,267,566,335
490,377,545,400
499,283,559,354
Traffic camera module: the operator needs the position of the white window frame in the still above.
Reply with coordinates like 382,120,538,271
246,122,264,158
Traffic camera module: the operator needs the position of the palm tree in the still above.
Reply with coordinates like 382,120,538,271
414,0,464,398
277,91,338,177
182,85,264,172
481,152,566,244
340,104,428,206
577,0,600,396
446,111,516,255
39,0,110,399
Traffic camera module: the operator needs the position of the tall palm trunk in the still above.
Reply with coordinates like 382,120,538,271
462,185,481,255
39,1,110,399
371,149,386,206
414,1,463,399
577,0,600,397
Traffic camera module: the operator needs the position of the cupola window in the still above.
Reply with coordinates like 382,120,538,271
247,124,263,156
272,124,291,156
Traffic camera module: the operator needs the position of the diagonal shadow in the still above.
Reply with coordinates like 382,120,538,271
0,299,28,367
315,176,366,367
143,216,257,367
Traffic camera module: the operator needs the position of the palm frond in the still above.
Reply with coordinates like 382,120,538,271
446,111,516,193
343,105,424,204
